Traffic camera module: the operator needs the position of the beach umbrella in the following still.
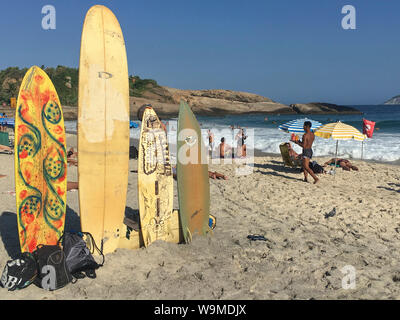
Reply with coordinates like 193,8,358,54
315,121,366,174
0,118,15,128
278,118,322,133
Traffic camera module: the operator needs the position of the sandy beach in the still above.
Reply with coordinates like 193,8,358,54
0,132,399,300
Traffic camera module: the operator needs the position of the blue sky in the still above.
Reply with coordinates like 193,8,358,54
0,0,399,105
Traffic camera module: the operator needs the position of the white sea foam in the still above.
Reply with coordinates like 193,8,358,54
65,119,400,163
196,121,400,163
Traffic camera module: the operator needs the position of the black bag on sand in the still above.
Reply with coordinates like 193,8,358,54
33,244,72,291
61,232,104,280
0,253,37,291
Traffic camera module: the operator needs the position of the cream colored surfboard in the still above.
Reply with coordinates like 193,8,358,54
138,107,174,247
78,5,129,254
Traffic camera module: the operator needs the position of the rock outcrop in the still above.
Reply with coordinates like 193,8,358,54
0,67,363,119
384,95,400,105
0,81,363,121
129,87,295,118
289,102,362,115
1,77,18,90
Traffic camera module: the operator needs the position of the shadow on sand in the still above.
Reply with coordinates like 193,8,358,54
253,162,303,181
64,205,81,233
0,206,142,258
377,183,400,193
0,211,20,259
0,206,81,259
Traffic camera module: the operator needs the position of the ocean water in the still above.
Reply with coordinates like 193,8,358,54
65,105,400,163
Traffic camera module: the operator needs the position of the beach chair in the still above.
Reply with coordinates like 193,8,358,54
279,143,302,168
0,132,9,147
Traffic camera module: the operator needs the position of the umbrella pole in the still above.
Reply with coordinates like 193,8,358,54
361,141,364,160
334,140,339,177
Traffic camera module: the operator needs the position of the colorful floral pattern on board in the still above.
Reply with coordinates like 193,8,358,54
15,66,67,253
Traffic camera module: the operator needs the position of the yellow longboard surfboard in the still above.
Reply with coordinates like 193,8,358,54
78,5,130,254
15,66,67,253
138,107,175,247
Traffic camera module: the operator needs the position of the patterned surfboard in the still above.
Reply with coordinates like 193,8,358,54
14,66,67,253
138,107,174,247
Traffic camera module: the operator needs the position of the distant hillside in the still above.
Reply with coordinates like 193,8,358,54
384,95,400,105
0,66,162,107
0,66,292,118
0,66,78,106
0,66,363,120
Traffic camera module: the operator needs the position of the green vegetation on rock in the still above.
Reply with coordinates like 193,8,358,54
44,66,79,106
129,75,161,97
0,66,159,107
0,67,28,105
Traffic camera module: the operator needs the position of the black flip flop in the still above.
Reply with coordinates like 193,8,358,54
247,235,267,241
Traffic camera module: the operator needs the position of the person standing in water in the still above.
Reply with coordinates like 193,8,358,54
219,137,232,159
207,129,214,156
235,128,247,158
292,121,319,184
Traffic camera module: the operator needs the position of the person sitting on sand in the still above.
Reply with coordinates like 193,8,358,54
67,147,78,167
285,142,302,161
172,167,227,180
323,158,359,171
0,145,13,154
208,171,228,180
219,137,232,159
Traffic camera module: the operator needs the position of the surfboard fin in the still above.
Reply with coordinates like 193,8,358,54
185,228,192,244
208,215,216,230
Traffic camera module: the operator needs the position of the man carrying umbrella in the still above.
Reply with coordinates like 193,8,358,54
292,121,319,184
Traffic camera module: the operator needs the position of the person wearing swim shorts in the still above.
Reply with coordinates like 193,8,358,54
219,137,232,159
292,121,319,184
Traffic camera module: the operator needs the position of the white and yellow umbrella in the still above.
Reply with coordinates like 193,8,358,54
315,121,366,173
315,121,365,141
